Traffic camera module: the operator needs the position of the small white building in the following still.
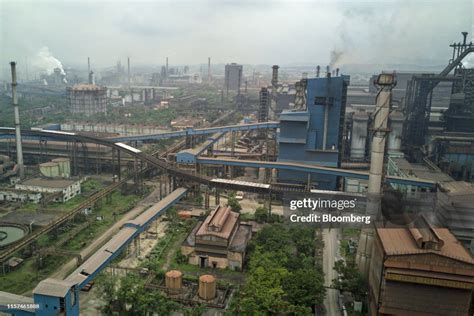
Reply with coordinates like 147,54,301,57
15,178,82,202
0,190,42,203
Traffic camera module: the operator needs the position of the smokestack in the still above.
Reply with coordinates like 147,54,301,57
87,57,90,75
336,68,340,76
462,31,468,45
166,57,169,78
127,57,131,88
326,65,330,76
10,62,24,179
207,57,211,81
271,65,279,87
316,65,320,78
88,71,95,85
356,73,396,276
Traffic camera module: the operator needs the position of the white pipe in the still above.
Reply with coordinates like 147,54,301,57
10,62,24,179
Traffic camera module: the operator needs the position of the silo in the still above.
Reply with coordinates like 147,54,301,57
52,158,71,178
350,111,369,161
165,270,183,294
388,111,404,153
39,162,60,178
198,274,216,300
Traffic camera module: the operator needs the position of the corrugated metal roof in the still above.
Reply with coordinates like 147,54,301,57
33,278,75,297
377,227,474,265
105,227,136,253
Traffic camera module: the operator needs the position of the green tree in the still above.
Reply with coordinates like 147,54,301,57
254,206,268,223
227,196,242,212
332,259,367,300
283,269,326,308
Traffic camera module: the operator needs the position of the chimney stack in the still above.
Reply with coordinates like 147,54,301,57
10,62,24,179
336,68,340,76
326,65,330,76
166,57,169,78
271,65,279,87
207,57,211,81
87,57,90,76
127,57,131,88
316,65,320,78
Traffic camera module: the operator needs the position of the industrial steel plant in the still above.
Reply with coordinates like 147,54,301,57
0,0,472,315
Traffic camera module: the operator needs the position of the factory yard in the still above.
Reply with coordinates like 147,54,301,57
1,5,473,315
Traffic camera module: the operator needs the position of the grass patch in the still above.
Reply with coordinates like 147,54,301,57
0,255,69,294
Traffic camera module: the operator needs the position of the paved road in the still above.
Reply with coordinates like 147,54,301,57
323,228,340,316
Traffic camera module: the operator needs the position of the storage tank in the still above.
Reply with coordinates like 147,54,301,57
39,162,60,178
52,158,71,178
198,274,216,300
388,111,404,153
165,270,183,294
350,111,369,161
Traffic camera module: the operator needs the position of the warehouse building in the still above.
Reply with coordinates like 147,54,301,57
181,205,252,271
15,178,82,202
368,217,474,315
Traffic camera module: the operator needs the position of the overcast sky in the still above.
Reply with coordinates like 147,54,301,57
0,0,472,73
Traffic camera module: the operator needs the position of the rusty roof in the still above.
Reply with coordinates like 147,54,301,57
199,275,215,283
377,227,474,265
196,205,239,240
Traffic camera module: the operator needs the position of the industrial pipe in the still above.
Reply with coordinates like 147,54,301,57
10,62,25,179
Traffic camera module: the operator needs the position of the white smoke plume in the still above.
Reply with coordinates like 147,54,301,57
33,46,66,76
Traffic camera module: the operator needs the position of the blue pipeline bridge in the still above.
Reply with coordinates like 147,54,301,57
0,188,188,316
105,121,279,142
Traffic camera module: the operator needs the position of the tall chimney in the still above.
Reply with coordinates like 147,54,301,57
207,57,211,81
336,68,340,76
316,65,320,78
10,62,24,179
326,65,330,76
87,57,90,76
356,73,396,276
271,65,279,87
127,57,131,88
166,57,169,78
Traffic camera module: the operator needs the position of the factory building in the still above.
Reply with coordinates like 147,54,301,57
278,74,350,189
181,205,252,271
67,84,107,116
224,63,243,94
436,181,474,253
15,178,81,202
368,218,474,316
0,189,42,203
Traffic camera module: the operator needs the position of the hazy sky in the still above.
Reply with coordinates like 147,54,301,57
0,0,472,72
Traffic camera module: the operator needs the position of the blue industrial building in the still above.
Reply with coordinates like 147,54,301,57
278,75,349,189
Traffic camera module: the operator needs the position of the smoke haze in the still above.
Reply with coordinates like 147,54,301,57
0,0,472,74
